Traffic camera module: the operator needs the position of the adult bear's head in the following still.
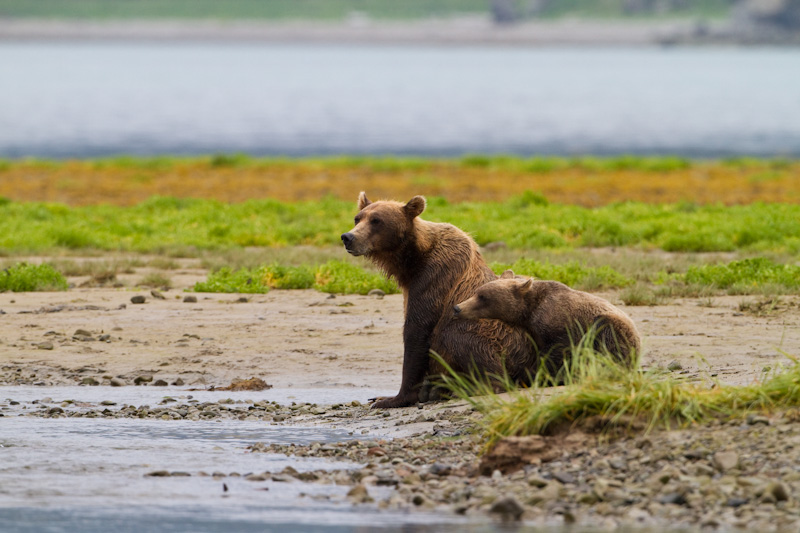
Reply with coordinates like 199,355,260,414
341,191,426,257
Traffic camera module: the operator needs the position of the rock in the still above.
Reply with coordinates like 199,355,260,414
171,378,185,386
553,471,576,484
727,497,749,507
480,435,560,475
746,413,770,425
130,295,146,304
667,360,683,371
347,484,373,503
150,289,166,300
72,334,94,342
713,451,740,472
183,295,198,303
658,492,688,506
488,496,524,522
145,470,170,477
36,341,54,350
766,481,790,502
170,472,191,477
100,400,116,406
98,334,111,342
134,375,153,385
219,377,272,391
429,463,452,476
109,378,126,387
80,377,99,386
74,329,92,337
367,289,385,299
48,407,64,414
153,379,168,386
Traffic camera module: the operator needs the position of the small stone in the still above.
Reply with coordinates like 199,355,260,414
48,406,64,414
134,375,154,385
98,334,111,342
131,295,146,304
746,413,770,426
80,377,99,386
658,492,688,506
429,462,452,476
489,497,524,522
171,378,185,386
609,458,627,470
713,451,739,472
183,295,197,303
150,289,166,300
36,341,54,350
553,471,576,484
528,475,548,488
153,379,168,386
667,360,683,371
145,470,170,477
100,400,116,406
74,329,92,337
727,497,749,507
767,481,790,502
367,289,385,299
347,484,373,504
109,378,126,387
170,472,191,477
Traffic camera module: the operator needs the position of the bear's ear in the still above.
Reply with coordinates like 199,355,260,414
500,269,515,279
518,278,533,292
404,195,426,219
358,191,371,211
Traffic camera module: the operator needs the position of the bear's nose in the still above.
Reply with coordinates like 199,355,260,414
453,305,461,315
341,233,354,247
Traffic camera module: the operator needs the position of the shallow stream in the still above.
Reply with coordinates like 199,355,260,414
0,386,495,532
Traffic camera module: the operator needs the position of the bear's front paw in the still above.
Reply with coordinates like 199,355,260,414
370,392,417,409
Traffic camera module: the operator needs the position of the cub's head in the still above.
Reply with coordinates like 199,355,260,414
452,277,533,324
340,191,426,257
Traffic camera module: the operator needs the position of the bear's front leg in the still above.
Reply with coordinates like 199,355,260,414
370,322,431,409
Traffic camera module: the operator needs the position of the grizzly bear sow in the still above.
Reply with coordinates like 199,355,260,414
341,192,533,408
453,270,640,368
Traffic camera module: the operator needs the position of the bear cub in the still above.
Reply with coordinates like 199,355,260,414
453,270,640,366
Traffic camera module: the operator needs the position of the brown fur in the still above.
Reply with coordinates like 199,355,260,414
341,192,534,408
453,273,641,370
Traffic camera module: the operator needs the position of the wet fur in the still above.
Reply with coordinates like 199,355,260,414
454,274,640,371
342,193,534,408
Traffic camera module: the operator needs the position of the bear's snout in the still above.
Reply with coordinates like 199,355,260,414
341,233,355,247
453,305,461,317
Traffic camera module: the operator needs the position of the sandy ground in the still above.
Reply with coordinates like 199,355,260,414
2,266,798,397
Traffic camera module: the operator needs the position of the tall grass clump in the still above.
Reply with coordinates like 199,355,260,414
438,337,800,447
0,263,68,292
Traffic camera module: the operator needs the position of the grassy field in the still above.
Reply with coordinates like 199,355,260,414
1,156,798,297
3,156,797,207
0,0,733,20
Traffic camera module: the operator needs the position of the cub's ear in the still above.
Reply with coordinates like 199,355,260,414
518,278,533,292
358,191,371,211
500,269,515,279
404,195,426,219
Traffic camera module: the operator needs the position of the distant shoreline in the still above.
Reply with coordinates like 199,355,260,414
0,17,786,46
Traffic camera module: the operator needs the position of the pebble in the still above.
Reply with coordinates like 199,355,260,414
667,360,683,371
150,289,166,300
109,378,126,387
713,450,739,472
183,295,198,303
36,341,54,350
489,497,524,521
367,289,385,299
130,295,146,304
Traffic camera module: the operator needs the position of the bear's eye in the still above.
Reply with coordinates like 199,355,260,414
354,215,362,225
477,294,488,303
370,217,382,226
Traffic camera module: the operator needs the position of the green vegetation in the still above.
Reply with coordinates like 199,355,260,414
684,257,800,291
0,263,68,292
438,342,800,446
490,259,633,290
192,260,399,295
0,0,488,20
0,0,735,20
2,196,799,255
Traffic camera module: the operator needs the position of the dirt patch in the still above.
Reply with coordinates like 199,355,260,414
0,276,798,392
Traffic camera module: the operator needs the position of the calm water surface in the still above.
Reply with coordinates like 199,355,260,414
2,42,799,157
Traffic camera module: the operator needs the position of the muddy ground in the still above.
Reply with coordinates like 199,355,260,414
1,262,798,392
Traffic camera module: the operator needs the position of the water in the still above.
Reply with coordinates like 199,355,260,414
0,399,482,532
2,42,799,158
